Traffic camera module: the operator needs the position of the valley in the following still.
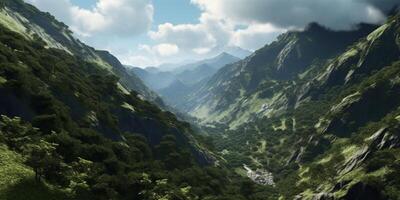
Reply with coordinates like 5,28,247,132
0,0,399,200
136,9,400,200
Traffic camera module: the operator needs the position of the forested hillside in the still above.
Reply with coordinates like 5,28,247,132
0,0,270,199
197,12,400,200
1,0,400,200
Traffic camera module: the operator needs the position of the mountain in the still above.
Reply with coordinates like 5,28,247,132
0,1,265,199
159,79,193,105
127,53,241,106
224,46,253,59
180,22,379,128
185,14,400,199
0,0,157,102
127,66,177,90
176,64,216,86
2,0,400,199
173,52,240,74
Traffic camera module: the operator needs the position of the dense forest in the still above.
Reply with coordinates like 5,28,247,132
0,5,270,200
0,0,400,200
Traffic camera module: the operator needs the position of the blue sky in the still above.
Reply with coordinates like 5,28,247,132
152,0,201,25
70,0,96,9
70,0,201,25
27,0,393,68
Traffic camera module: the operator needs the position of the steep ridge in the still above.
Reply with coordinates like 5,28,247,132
206,13,400,199
182,23,377,129
0,0,157,101
0,1,274,199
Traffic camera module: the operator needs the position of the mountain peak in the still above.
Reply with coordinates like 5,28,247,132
215,52,237,60
224,46,253,59
304,22,329,33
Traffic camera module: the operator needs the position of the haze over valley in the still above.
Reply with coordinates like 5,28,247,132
0,0,399,200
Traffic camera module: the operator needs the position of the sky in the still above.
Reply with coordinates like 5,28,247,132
25,0,397,68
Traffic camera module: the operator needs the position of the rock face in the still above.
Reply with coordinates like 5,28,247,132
194,12,400,200
341,128,400,175
178,23,377,128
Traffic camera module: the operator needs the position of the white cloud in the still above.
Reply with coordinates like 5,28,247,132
120,54,160,67
153,43,179,57
26,0,153,37
138,43,179,57
191,0,390,30
193,47,212,54
26,0,398,68
231,23,285,50
149,22,216,53
147,10,284,59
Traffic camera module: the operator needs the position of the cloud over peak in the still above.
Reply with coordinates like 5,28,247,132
191,0,394,30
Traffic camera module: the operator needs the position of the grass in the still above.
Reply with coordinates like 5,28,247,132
121,102,136,112
0,8,29,38
0,145,69,200
0,76,6,84
0,145,33,193
257,140,266,153
234,167,247,177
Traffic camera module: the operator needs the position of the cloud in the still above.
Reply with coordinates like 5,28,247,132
152,43,180,57
231,23,285,50
149,21,216,53
191,0,395,30
26,0,153,37
120,54,159,67
148,12,284,57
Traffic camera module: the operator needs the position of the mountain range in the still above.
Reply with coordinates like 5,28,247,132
166,12,400,200
0,0,400,200
127,52,241,106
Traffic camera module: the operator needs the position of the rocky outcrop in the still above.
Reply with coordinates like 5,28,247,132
340,128,399,175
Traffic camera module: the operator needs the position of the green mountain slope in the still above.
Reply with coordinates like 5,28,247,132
0,0,157,101
204,13,400,199
0,1,272,199
181,23,378,129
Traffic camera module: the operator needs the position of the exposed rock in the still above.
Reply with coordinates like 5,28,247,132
341,128,400,174
340,145,370,175
312,192,334,200
243,165,275,186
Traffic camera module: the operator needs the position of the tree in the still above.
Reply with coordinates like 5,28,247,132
240,179,255,198
26,140,60,182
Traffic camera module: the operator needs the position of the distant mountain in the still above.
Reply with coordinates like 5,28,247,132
173,52,240,74
224,46,253,59
159,79,193,105
0,1,270,199
126,53,241,108
127,52,240,90
2,0,400,199
180,22,379,127
144,66,160,73
174,14,400,199
127,66,177,90
176,64,215,85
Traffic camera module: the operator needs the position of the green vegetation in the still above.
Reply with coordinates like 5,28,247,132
201,14,400,199
0,13,268,199
0,0,400,199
